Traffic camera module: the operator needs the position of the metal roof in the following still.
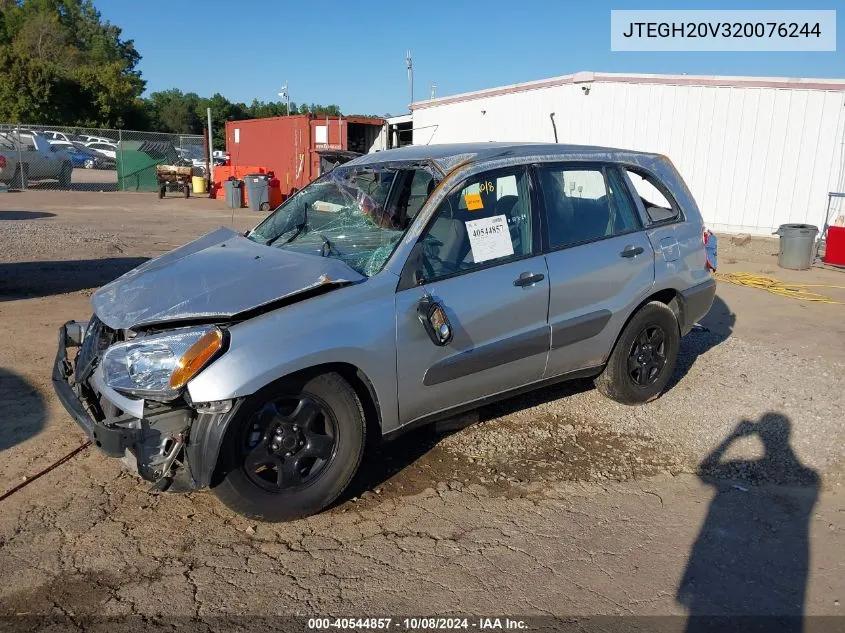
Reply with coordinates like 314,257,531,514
410,70,845,111
348,141,658,172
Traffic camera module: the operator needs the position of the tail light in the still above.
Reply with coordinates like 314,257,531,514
0,156,6,169
704,229,718,272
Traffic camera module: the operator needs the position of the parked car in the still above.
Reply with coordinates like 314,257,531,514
43,130,75,144
85,141,117,160
53,143,716,521
51,141,115,169
175,146,215,170
79,134,115,145
0,131,73,188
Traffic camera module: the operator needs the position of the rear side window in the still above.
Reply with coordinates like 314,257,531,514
624,168,680,224
538,165,641,249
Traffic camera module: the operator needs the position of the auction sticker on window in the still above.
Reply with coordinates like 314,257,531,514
465,214,514,263
464,192,484,211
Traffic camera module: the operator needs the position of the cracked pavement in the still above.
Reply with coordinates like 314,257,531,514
1,192,844,624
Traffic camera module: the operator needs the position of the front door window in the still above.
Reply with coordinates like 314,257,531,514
418,168,533,280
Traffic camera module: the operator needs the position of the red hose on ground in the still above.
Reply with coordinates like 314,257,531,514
0,441,91,503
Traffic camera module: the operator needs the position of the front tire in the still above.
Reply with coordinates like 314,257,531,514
212,372,366,521
595,301,680,405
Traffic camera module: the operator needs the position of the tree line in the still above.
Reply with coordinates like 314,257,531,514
146,90,343,148
0,1,350,147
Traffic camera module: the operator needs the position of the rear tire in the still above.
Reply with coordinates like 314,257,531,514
595,301,680,405
212,372,366,521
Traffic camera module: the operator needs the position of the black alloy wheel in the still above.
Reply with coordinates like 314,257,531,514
240,395,337,492
594,301,680,405
213,372,366,521
627,325,667,387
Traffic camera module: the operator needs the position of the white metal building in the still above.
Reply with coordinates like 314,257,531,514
409,71,845,235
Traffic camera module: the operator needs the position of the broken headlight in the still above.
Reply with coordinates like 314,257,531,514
102,326,224,401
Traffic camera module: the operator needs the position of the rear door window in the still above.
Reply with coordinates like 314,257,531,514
537,165,641,249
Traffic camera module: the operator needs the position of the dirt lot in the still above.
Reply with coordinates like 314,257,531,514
0,191,843,626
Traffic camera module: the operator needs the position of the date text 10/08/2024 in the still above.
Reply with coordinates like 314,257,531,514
307,618,528,630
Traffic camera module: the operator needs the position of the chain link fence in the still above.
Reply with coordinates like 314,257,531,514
0,123,206,192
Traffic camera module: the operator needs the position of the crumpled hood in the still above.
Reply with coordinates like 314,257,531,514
91,226,365,330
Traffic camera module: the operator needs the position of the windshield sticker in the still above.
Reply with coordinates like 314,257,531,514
464,192,484,211
465,214,514,263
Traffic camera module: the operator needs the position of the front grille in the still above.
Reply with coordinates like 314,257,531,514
74,315,115,383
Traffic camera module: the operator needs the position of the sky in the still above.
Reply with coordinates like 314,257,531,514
97,0,844,116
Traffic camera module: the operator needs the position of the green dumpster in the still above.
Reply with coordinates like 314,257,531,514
117,140,180,192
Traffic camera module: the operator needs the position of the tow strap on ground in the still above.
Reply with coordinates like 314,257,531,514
0,441,91,503
715,272,845,305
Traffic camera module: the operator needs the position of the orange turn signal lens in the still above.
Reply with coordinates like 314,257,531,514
169,329,223,388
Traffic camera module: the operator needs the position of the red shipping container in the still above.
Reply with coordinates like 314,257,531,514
824,225,845,266
224,114,385,199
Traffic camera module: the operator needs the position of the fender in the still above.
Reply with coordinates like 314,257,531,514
184,273,401,479
184,403,244,488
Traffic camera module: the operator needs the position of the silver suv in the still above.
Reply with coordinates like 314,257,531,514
53,143,716,521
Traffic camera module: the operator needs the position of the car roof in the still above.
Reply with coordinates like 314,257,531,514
347,142,663,173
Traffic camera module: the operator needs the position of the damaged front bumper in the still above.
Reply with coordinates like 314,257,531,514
52,320,198,489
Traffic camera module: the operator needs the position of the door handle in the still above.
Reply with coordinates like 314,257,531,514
619,245,644,258
513,272,545,287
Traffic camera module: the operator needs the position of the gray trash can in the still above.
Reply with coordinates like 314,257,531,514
223,178,243,209
774,223,818,270
244,173,270,211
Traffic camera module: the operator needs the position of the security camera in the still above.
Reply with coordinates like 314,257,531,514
581,85,591,95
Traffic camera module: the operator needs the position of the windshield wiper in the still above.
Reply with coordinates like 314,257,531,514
318,233,337,257
283,221,306,245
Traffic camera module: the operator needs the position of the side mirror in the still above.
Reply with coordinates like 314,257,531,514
416,295,452,346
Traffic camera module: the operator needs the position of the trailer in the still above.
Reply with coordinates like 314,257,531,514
155,164,193,199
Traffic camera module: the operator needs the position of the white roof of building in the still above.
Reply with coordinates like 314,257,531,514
410,70,845,110
386,114,413,125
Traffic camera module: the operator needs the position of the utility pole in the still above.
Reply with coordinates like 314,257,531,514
278,82,290,115
206,107,214,183
405,50,414,110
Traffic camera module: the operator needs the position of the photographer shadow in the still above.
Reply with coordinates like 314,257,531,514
677,413,819,632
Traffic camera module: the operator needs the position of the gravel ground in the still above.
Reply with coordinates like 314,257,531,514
0,218,127,262
0,191,843,621
447,332,843,479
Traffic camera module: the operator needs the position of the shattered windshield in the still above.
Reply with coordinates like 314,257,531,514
248,165,437,276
